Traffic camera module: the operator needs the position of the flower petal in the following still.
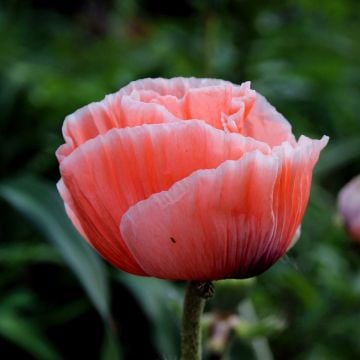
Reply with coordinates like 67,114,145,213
242,94,296,147
120,136,328,280
120,77,235,97
120,151,279,280
57,179,88,241
60,120,269,275
56,92,179,163
56,78,258,162
133,79,256,131
269,136,329,255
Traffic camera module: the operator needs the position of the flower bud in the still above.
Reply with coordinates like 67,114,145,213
338,175,360,242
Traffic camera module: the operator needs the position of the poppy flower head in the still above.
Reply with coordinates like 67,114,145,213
57,77,328,280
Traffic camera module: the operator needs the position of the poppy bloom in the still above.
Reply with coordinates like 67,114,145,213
56,77,328,280
337,175,360,242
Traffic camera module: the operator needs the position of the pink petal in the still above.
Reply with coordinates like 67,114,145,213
57,78,233,162
120,136,328,280
56,78,258,162
59,120,269,275
270,136,328,255
57,179,88,240
135,80,256,131
59,171,147,276
242,94,296,147
56,93,178,163
120,151,279,280
120,77,234,97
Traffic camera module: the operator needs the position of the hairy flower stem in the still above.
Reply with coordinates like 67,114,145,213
181,281,214,360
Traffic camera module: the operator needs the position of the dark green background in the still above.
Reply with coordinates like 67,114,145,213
1,1,360,359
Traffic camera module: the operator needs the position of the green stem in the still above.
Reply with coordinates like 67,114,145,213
181,281,214,360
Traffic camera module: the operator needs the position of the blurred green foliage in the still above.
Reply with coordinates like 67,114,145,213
1,0,360,359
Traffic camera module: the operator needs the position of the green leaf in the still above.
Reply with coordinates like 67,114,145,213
0,311,60,360
117,273,182,359
0,176,110,322
0,243,61,266
0,291,60,360
101,329,123,360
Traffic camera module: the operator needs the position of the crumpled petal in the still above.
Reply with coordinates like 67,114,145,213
56,78,261,162
59,120,270,275
242,94,296,147
120,136,328,280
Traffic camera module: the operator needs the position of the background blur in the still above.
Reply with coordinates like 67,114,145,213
1,0,360,359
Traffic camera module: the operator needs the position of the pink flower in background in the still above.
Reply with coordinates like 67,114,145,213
56,77,328,280
338,175,360,242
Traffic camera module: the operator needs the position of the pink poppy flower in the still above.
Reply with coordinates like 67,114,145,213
56,77,328,280
337,175,360,242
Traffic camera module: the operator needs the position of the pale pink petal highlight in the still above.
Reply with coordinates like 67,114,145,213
119,77,234,98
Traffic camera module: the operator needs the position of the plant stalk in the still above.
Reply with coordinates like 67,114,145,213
181,281,214,360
